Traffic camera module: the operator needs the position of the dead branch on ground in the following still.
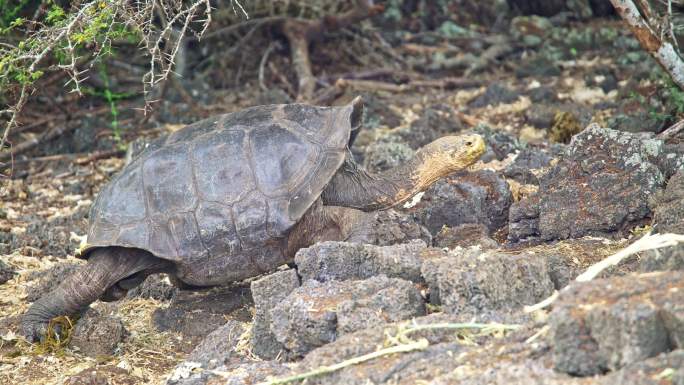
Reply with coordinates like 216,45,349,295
333,77,482,93
279,0,385,101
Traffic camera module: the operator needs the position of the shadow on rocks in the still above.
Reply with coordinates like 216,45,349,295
152,284,252,351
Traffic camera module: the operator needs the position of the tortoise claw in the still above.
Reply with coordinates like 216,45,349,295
20,319,48,343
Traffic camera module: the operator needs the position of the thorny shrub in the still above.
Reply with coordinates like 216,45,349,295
0,0,219,158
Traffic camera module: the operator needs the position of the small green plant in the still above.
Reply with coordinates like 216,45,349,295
382,0,403,22
629,224,652,238
1,0,214,157
83,62,137,149
634,71,684,123
0,0,34,29
662,78,684,117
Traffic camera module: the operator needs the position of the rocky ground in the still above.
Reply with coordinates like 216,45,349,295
2,3,684,385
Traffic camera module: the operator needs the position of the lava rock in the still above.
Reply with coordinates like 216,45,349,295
187,320,247,368
250,269,300,360
653,169,684,234
527,85,559,103
515,55,562,78
469,84,520,108
0,259,16,285
472,124,521,161
16,205,90,258
295,240,427,284
168,360,289,385
524,103,592,130
363,140,414,173
429,335,684,385
369,209,432,246
434,223,499,249
410,170,512,235
70,308,126,358
510,15,553,47
549,271,684,376
255,88,292,105
126,273,177,301
0,315,20,337
658,143,684,179
429,340,578,385
296,313,479,385
509,125,674,242
421,248,553,319
64,365,137,385
42,115,117,159
311,343,466,385
507,0,565,17
503,147,555,185
396,106,467,149
153,285,252,348
638,243,684,273
270,276,425,356
360,93,403,130
507,194,542,243
602,350,684,385
609,98,667,135
585,70,619,93
335,279,425,335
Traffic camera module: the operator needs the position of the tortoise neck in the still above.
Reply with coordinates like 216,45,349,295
321,152,435,211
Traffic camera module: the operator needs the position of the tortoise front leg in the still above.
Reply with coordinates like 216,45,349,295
286,200,377,258
323,206,376,244
21,247,170,342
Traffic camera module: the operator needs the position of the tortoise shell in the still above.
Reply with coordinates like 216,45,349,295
81,102,357,283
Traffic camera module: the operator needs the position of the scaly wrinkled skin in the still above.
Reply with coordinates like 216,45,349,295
21,248,171,342
322,134,486,210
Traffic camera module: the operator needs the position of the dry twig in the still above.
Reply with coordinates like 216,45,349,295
524,232,684,313
658,118,684,139
250,322,518,385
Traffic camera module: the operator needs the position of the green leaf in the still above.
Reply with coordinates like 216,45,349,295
46,5,66,24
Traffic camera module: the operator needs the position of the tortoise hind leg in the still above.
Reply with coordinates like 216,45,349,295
21,247,171,341
100,270,157,302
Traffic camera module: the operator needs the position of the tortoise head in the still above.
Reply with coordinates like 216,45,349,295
413,134,486,186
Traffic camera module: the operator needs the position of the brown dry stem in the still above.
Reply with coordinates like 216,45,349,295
279,0,385,101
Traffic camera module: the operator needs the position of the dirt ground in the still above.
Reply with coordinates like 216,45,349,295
1,3,683,384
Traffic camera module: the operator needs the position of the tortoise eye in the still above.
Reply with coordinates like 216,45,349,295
465,141,473,146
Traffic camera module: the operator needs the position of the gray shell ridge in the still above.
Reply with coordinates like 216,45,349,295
82,102,357,273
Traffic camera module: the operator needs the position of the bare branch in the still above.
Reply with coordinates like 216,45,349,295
281,0,385,101
610,0,684,89
1,0,217,164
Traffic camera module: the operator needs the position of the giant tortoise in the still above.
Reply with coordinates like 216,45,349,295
22,97,485,340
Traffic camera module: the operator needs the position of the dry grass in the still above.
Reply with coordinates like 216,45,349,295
0,266,184,384
0,165,184,384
